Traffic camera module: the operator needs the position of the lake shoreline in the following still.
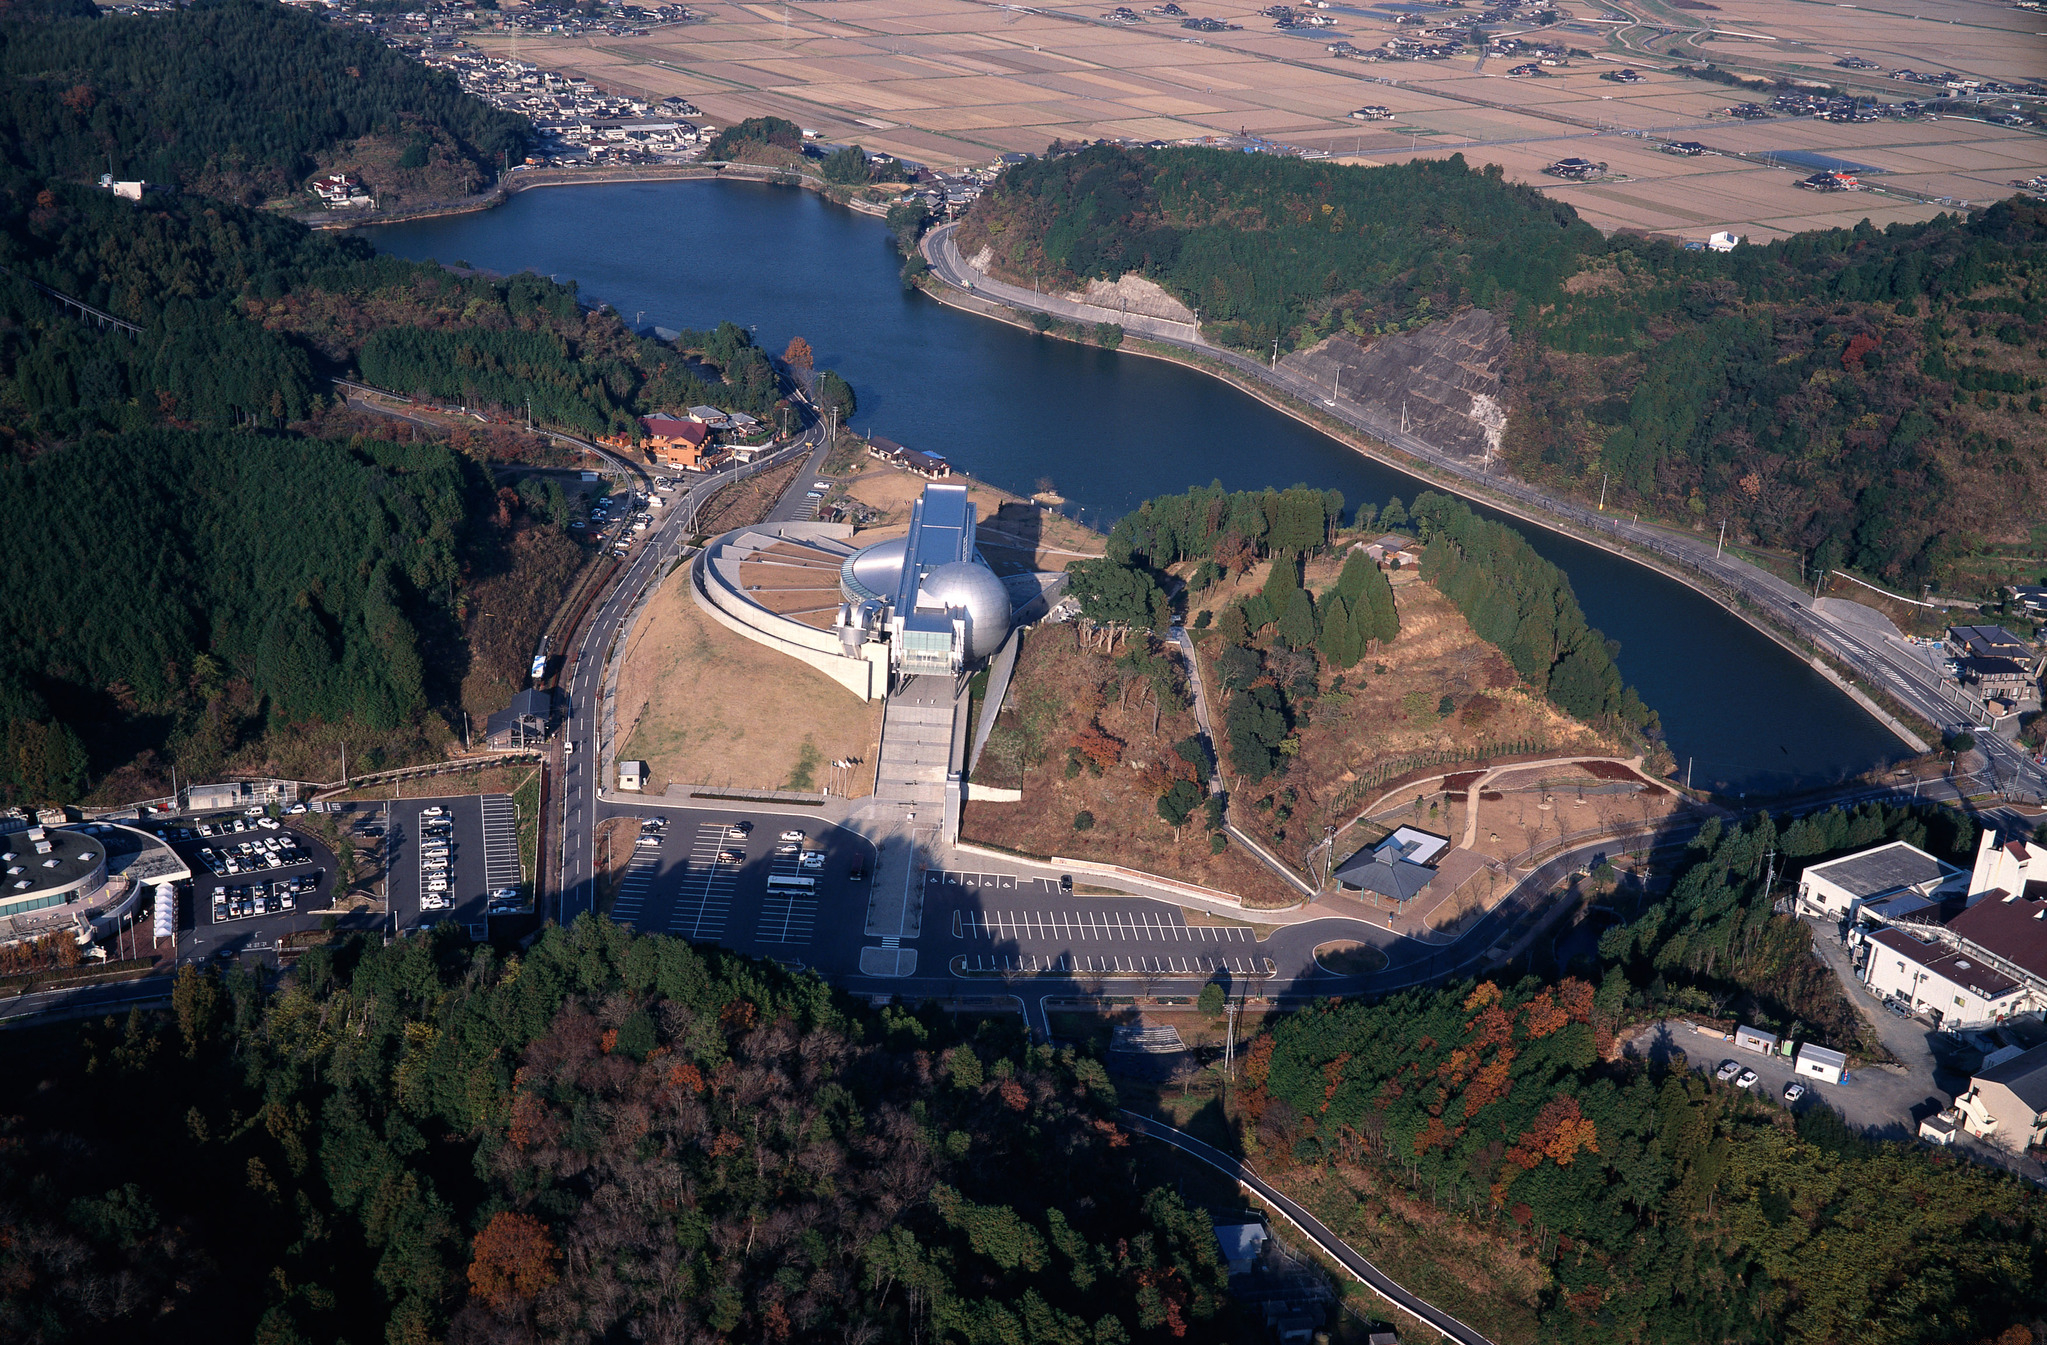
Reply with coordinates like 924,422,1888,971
909,263,1931,763
308,162,889,231
359,180,1909,792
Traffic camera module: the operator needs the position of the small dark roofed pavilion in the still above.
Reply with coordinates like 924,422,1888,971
1335,825,1449,904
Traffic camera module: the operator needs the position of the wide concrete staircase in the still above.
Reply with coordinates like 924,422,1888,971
874,676,956,808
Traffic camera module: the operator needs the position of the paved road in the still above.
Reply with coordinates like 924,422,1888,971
923,225,2047,804
557,421,826,924
1118,1111,1495,1345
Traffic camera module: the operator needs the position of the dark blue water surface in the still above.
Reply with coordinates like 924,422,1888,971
360,180,1902,794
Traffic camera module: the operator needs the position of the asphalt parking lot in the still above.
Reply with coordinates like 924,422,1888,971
593,802,878,972
1625,1020,1948,1139
163,813,339,966
375,794,521,940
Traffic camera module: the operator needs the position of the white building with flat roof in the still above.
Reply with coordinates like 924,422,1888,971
1798,841,1963,919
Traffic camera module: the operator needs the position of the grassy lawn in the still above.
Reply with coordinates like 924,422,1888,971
512,765,541,894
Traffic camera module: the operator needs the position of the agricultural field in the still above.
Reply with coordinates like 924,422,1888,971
478,0,2046,238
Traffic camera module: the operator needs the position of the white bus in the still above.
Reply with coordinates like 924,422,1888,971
766,873,817,895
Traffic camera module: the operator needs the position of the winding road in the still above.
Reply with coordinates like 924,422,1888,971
921,224,2047,805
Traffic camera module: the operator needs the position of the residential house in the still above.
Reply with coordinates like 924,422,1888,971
1359,534,1420,567
1955,1042,2047,1154
628,414,711,468
308,173,372,208
484,688,551,748
868,436,952,479
686,405,733,431
1334,826,1447,905
2007,584,2047,618
1797,840,1965,919
1963,656,2039,713
1947,625,2043,676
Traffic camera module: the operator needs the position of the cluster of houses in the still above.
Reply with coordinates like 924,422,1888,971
866,436,953,479
307,172,373,209
1945,623,2045,722
1799,828,2047,1156
600,407,769,471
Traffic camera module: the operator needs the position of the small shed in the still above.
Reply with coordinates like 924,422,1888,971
1211,1221,1266,1276
1734,1025,1779,1057
618,761,648,792
1795,1043,1848,1085
1918,1111,1958,1146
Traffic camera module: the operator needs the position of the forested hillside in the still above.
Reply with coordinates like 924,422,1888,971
0,0,526,205
1243,970,2046,1344
959,145,2046,587
1218,798,2033,1343
0,920,1229,1345
1,131,795,805
1071,482,1657,787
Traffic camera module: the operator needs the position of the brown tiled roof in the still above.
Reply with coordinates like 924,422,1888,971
1946,889,2047,983
1866,926,2023,1000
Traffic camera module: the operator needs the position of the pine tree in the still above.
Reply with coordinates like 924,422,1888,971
1335,549,1373,606
1318,594,1354,669
1279,586,1317,650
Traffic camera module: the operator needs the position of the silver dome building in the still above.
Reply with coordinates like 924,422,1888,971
836,483,1013,680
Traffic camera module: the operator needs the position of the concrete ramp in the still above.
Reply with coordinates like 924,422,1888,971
876,676,956,806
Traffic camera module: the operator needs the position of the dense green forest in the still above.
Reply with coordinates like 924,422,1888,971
0,63,797,804
1068,483,1655,782
0,0,527,203
959,145,2047,586
1232,800,2034,1344
1409,492,1657,735
0,920,1230,1345
1243,972,2045,1343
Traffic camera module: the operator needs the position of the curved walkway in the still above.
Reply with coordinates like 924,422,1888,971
1116,1112,1494,1345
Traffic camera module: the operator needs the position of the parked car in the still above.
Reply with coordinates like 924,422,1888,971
848,864,865,882
798,851,825,870
716,850,743,864
1735,1069,1759,1090
1715,1060,1743,1082
779,829,804,842
725,824,751,839
1783,1082,1807,1103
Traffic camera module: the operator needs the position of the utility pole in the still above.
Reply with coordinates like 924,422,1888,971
1597,473,1608,511
340,741,348,790
1716,519,1726,559
1271,337,1279,370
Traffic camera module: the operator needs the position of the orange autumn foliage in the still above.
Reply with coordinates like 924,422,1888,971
468,1211,558,1308
1073,721,1125,771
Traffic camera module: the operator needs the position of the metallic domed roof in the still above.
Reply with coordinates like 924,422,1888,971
841,535,908,605
919,561,1012,662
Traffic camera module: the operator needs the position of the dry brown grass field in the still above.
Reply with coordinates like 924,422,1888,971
613,566,885,797
484,0,2044,238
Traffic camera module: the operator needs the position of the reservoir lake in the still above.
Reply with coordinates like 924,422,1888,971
362,179,1902,796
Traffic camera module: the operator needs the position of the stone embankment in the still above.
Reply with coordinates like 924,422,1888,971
1281,311,1512,466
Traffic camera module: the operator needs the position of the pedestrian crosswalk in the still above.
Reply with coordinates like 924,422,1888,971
953,909,1255,943
669,822,739,941
755,853,818,944
958,952,1271,976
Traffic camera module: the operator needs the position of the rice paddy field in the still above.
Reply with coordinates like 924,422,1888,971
479,0,2046,239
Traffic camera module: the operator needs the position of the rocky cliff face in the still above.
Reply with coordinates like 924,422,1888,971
1280,310,1512,465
